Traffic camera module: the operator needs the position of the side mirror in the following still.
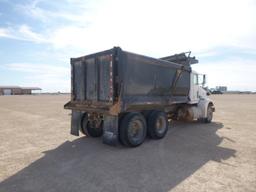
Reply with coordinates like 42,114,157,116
203,74,206,85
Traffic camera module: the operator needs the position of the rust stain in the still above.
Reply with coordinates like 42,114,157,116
109,97,121,115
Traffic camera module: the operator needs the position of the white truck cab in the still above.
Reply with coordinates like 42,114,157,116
189,71,207,103
178,71,215,122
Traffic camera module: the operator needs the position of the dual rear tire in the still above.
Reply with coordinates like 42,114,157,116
147,111,169,139
80,114,103,137
80,111,169,147
119,111,169,147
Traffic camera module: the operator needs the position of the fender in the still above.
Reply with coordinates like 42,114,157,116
197,98,215,118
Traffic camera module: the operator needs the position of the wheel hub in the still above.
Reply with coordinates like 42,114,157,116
128,120,143,138
156,116,166,134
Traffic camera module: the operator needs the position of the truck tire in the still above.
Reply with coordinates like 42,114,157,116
80,113,88,135
203,105,213,123
119,112,147,147
147,111,168,139
81,114,103,137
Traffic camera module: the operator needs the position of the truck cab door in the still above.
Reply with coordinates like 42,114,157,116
189,73,199,103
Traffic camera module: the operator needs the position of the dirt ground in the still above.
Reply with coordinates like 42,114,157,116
0,94,255,192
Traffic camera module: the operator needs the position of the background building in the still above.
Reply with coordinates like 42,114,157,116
0,86,41,95
216,86,228,92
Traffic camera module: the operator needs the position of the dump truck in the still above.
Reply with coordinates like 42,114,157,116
64,47,215,147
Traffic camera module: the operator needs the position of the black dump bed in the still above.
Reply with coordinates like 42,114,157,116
64,47,191,114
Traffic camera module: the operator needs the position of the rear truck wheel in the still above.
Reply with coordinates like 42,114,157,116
203,105,213,123
147,111,168,139
80,113,88,135
119,112,147,147
81,113,103,137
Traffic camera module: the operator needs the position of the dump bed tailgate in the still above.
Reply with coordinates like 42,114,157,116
68,49,115,109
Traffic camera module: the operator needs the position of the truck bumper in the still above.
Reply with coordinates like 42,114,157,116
64,101,111,114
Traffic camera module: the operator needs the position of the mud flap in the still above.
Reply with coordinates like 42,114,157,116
71,110,83,136
102,115,119,146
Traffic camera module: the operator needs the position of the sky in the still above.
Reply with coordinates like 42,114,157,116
0,0,256,92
